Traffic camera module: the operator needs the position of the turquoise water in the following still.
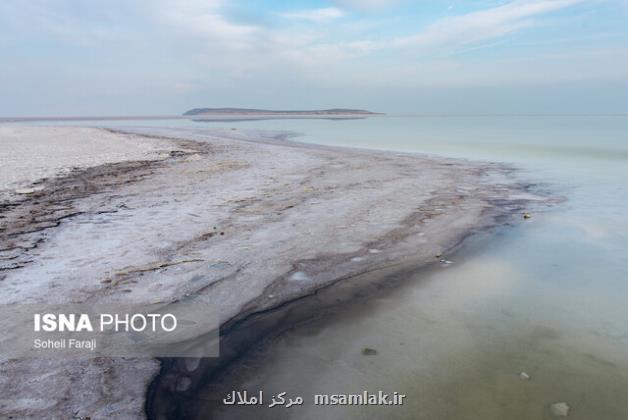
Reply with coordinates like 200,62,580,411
24,116,628,418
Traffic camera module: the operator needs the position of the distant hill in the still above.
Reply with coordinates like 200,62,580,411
183,108,381,116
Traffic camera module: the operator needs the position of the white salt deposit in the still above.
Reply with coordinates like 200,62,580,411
0,126,175,199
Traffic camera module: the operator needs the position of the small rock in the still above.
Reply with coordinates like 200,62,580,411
519,371,531,381
549,402,570,417
362,347,378,356
184,358,201,372
15,186,44,194
175,377,192,392
289,271,309,281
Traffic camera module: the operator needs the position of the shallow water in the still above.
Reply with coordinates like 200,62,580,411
206,230,628,420
17,116,628,418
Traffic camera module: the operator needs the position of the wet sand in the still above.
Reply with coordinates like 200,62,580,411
0,126,542,418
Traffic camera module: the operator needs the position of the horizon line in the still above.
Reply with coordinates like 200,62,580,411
1,113,627,123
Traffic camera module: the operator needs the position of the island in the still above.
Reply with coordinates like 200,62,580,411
183,108,383,121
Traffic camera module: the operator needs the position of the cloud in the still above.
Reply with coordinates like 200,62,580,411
153,0,260,50
146,2,348,72
143,0,586,64
333,0,403,10
145,0,591,87
391,0,585,50
279,7,345,23
331,0,582,56
145,0,590,82
0,1,126,46
1,0,604,93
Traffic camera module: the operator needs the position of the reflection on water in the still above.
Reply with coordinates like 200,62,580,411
17,116,628,418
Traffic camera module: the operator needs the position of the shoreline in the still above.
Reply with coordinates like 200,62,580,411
147,222,526,419
162,223,510,419
0,126,547,419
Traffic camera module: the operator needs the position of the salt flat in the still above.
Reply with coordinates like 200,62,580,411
0,126,538,419
0,126,175,200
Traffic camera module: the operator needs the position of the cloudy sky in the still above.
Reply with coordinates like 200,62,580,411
1,0,627,115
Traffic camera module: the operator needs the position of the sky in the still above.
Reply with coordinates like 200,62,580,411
0,0,627,116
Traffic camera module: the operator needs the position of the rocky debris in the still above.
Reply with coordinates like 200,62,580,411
549,402,570,417
361,348,378,356
289,271,309,281
15,186,45,195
